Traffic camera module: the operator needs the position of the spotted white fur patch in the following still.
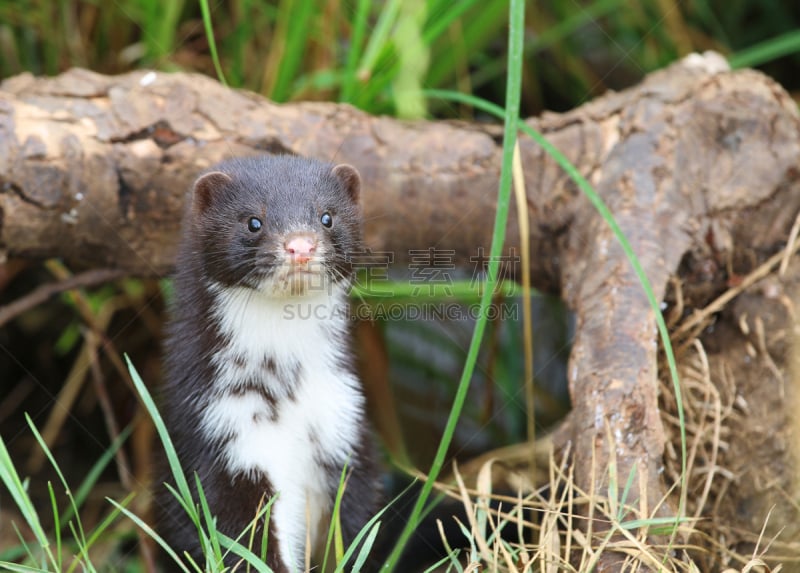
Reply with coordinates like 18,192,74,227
202,283,364,571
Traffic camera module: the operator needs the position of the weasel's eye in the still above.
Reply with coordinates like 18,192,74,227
247,217,263,232
320,212,333,228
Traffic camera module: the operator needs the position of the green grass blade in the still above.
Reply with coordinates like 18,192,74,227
108,498,191,573
321,462,350,571
351,278,519,300
140,0,184,62
198,0,228,86
348,0,507,111
194,473,223,563
340,0,372,103
356,0,401,79
422,553,460,573
619,515,689,531
24,414,69,493
182,551,203,573
0,428,55,565
217,532,275,573
729,29,800,69
162,481,195,517
330,482,415,572
391,0,429,118
348,521,381,573
0,563,49,573
269,0,315,102
422,0,481,45
0,547,28,562
60,424,133,527
24,413,87,547
617,463,638,521
335,512,384,571
46,482,61,570
423,86,688,536
157,0,184,59
222,494,277,565
260,503,271,560
66,520,95,573
382,1,526,569
425,1,507,90
80,492,133,559
125,355,195,517
10,521,38,566
454,519,477,562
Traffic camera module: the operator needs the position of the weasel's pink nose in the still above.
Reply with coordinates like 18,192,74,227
284,235,317,264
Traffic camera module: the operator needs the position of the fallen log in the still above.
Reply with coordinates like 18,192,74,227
2,52,799,569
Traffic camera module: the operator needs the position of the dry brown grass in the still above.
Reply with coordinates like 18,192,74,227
424,436,789,572
418,237,800,572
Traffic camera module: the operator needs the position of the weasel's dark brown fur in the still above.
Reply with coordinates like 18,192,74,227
156,155,379,571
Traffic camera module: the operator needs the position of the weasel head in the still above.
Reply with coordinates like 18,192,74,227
188,156,362,298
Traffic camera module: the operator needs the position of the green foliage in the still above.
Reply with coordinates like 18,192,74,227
0,1,796,116
0,417,132,571
729,29,800,69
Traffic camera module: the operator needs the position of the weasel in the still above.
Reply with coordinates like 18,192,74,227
156,155,379,571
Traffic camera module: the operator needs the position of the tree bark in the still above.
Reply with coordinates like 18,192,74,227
2,52,799,568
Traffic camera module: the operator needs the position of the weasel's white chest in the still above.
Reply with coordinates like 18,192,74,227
202,286,364,570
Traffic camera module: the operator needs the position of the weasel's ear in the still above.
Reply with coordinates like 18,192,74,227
332,164,361,203
193,171,232,214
